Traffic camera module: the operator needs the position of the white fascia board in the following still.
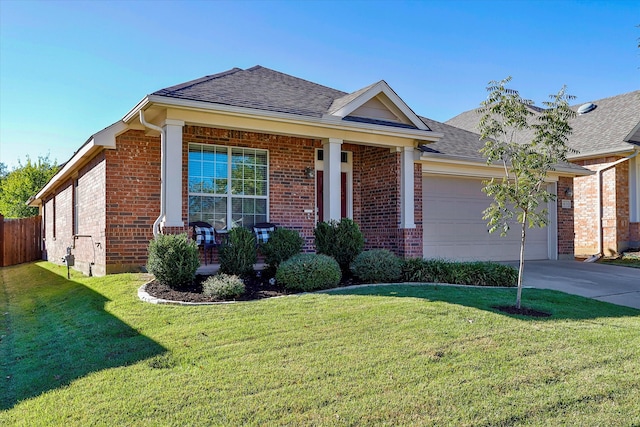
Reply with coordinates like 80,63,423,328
420,152,593,179
137,95,443,142
122,96,152,123
30,121,127,206
567,145,638,161
328,81,428,130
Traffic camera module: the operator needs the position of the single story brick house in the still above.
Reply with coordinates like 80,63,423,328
447,90,640,258
29,66,590,276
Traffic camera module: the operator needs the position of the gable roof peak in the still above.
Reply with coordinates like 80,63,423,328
326,79,428,130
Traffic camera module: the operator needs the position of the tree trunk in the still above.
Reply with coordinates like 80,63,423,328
517,212,527,309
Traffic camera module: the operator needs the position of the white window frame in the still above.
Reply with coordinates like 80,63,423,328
188,143,269,229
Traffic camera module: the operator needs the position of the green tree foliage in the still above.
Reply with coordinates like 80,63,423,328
477,77,575,309
0,156,59,218
314,218,364,272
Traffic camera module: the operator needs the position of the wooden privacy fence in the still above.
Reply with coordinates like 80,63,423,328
0,214,42,267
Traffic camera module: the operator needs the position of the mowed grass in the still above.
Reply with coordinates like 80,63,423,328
1,262,639,426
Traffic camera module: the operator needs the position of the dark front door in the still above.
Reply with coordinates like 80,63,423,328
316,170,347,222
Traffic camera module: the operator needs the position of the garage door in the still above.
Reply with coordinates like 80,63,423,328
423,176,550,261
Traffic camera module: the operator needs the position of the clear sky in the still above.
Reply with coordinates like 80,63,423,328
1,0,638,170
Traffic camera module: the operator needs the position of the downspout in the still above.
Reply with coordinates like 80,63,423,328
139,110,165,238
586,150,639,262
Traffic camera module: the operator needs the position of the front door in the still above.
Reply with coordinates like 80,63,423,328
316,170,347,222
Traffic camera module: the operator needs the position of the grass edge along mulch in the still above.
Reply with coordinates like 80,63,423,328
2,261,640,426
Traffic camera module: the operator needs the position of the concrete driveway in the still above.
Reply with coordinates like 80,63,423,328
508,260,640,310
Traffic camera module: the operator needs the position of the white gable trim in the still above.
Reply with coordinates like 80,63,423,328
327,81,428,130
30,121,127,206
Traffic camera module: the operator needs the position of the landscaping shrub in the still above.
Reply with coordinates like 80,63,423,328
449,261,517,287
202,273,245,300
147,233,200,289
314,218,364,271
401,258,517,287
219,227,257,277
260,228,304,270
276,253,341,292
350,249,403,283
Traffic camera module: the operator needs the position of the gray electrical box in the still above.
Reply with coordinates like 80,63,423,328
65,247,75,267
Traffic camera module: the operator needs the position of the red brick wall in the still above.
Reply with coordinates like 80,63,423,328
43,125,425,274
71,152,107,276
181,128,420,261
43,196,54,260
356,146,401,253
42,179,73,267
105,130,161,273
556,176,575,257
573,156,631,256
630,223,640,246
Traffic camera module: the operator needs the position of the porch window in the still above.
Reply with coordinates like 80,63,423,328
188,144,268,230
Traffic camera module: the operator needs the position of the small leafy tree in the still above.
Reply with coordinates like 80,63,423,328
477,77,575,309
0,155,58,218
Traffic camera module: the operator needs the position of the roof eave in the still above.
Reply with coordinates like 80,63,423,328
568,144,638,161
134,95,443,142
29,121,128,207
420,152,593,177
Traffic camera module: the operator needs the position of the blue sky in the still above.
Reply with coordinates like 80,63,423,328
1,0,638,170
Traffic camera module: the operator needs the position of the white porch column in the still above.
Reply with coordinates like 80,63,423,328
323,138,343,221
400,146,416,228
162,119,185,227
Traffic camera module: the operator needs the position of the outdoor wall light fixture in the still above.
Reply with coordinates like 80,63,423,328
304,167,314,178
564,187,573,197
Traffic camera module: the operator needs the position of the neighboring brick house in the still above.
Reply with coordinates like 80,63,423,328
29,66,589,276
447,90,640,258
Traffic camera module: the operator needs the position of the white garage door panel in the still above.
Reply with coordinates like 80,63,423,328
423,176,549,261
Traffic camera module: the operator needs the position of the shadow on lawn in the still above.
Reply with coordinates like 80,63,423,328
0,264,166,410
324,284,640,321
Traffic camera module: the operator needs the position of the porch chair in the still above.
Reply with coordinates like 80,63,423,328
189,221,217,265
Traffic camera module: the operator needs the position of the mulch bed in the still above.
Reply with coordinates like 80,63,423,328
492,305,551,317
145,273,553,317
144,270,364,303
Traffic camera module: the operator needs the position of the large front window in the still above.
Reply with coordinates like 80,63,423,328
189,144,268,229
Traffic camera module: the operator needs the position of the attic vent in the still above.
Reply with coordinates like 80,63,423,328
578,103,597,115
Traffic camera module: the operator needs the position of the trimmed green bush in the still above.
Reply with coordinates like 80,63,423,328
350,249,403,283
202,274,245,300
276,253,341,292
401,258,517,287
147,233,200,289
260,228,304,270
219,227,257,277
449,261,518,287
402,258,452,283
314,218,364,271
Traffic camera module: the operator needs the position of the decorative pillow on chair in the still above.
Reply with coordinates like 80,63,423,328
253,226,275,244
194,226,216,246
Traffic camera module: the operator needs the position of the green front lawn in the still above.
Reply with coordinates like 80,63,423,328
2,262,639,426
